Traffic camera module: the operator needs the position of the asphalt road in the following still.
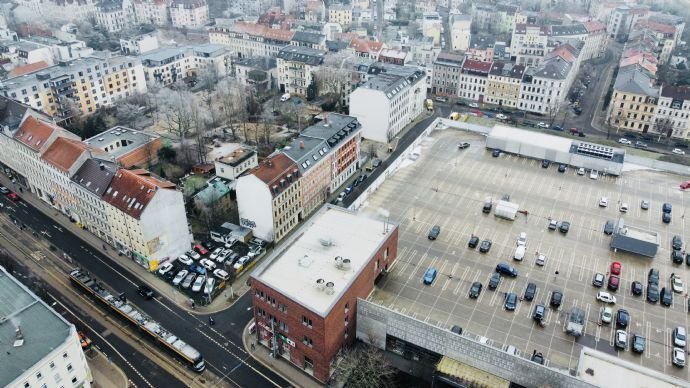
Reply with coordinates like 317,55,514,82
0,194,290,388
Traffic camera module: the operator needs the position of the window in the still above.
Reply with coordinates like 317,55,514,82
66,364,73,372
50,361,55,369
303,336,313,347
302,316,312,328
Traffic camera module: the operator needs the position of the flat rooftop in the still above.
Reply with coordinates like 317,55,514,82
0,267,72,386
618,223,659,244
576,348,686,387
84,126,159,159
252,205,393,317
489,125,573,153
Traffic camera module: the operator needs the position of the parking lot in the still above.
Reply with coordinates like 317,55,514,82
364,128,690,380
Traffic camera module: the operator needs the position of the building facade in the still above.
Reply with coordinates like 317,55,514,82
276,46,326,96
214,147,258,180
432,53,463,96
486,61,525,108
234,57,277,90
169,0,209,28
209,22,294,58
606,65,659,134
654,85,690,139
250,205,399,383
510,24,549,66
328,4,352,26
458,59,492,102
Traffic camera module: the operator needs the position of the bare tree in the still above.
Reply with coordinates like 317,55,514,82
157,88,197,138
654,118,674,142
115,101,140,128
332,343,395,388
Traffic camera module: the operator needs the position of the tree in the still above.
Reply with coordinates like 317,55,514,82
332,342,395,388
157,88,196,138
306,77,317,101
158,146,177,162
654,117,674,142
115,102,141,128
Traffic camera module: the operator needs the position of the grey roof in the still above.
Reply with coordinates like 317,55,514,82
139,46,187,65
0,97,31,132
489,61,525,78
434,52,465,67
532,56,572,80
277,46,326,65
0,40,46,52
71,158,118,196
550,24,587,37
360,64,426,99
234,56,276,70
193,43,230,57
292,31,325,45
469,34,496,50
614,66,659,97
84,126,160,159
283,113,360,173
98,0,123,12
495,3,518,14
325,40,349,52
0,267,73,387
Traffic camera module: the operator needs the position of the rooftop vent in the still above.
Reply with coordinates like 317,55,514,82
13,326,24,347
325,282,335,295
315,278,325,291
287,174,292,183
342,258,351,270
299,254,313,267
334,256,344,269
272,185,279,194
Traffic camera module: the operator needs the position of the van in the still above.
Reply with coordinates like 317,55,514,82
619,202,629,213
280,93,290,102
513,245,526,261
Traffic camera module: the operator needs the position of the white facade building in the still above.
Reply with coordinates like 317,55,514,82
655,85,690,139
169,0,209,28
96,0,128,33
510,23,549,66
449,12,471,51
120,33,160,55
2,266,92,388
276,45,325,96
140,44,232,85
209,22,294,58
349,65,426,143
214,147,258,180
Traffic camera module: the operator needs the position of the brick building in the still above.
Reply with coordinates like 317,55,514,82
84,126,162,168
250,205,399,383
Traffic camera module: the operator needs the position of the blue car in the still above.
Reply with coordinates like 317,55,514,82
423,267,438,285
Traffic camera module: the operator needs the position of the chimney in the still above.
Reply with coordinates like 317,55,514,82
15,326,23,340
99,163,105,170
299,141,305,149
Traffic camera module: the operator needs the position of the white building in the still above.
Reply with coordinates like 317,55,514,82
169,0,209,28
96,0,128,32
102,168,192,268
214,147,258,180
1,266,92,388
449,12,472,51
233,57,277,90
209,22,294,58
132,0,169,26
71,158,119,242
349,65,426,143
140,44,232,84
0,40,54,66
511,23,549,66
120,33,160,55
276,45,325,96
422,12,442,45
655,85,690,139
458,58,492,102
607,5,649,40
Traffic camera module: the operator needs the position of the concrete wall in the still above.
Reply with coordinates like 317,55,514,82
356,300,597,388
626,154,690,177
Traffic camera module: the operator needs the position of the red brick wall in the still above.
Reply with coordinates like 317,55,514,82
250,225,399,383
116,137,162,168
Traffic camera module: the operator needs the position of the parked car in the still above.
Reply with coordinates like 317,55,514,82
457,142,470,149
599,197,608,207
188,251,201,260
608,275,620,291
204,277,216,295
233,256,250,272
673,327,687,348
550,290,563,308
172,270,188,286
192,275,206,292
468,281,482,298
193,244,209,256
647,283,660,303
479,239,493,253
559,221,570,234
548,219,558,230
209,247,223,261
663,202,673,213
558,164,567,173
178,254,193,266
468,235,480,248
535,254,546,266
0,186,8,194
641,200,650,210
610,261,622,275
524,282,537,301
541,159,551,168
423,267,438,285
533,304,546,322
673,348,686,367
531,351,545,365
648,268,660,285
632,334,646,353
577,167,585,175
200,258,217,271
491,149,501,157
488,272,501,289
631,281,643,296
616,309,629,328
372,159,382,168
615,330,627,349
450,325,463,335
181,272,197,289
537,122,549,129
516,232,527,246
601,307,613,324
158,262,174,276
590,170,599,180
673,148,686,155
428,225,441,240
495,262,518,277
619,138,632,145
592,273,605,287
213,269,230,281
661,287,673,306
504,293,518,311
604,220,615,235
672,274,684,293
672,250,684,264
596,291,617,304
663,212,672,223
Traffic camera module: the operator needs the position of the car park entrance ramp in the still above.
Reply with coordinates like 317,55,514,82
610,219,659,257
494,200,519,220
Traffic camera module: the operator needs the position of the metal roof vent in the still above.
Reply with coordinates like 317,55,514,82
315,278,325,291
334,255,344,269
325,282,335,295
13,326,24,347
342,258,351,270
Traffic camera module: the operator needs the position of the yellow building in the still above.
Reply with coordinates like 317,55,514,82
486,61,525,108
607,65,659,134
328,4,352,26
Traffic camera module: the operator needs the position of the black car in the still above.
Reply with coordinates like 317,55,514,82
479,239,493,253
504,293,518,311
592,272,605,287
632,334,646,353
663,212,672,223
524,282,537,301
533,304,546,321
450,325,463,335
357,174,367,184
559,221,570,234
137,285,154,299
661,287,673,306
541,159,551,168
686,253,690,266
663,202,673,213
352,178,361,188
163,269,177,281
496,262,518,277
552,125,564,131
673,235,683,250
488,272,501,289
428,225,441,240
631,281,643,296
482,201,492,213
550,290,563,308
648,268,660,285
672,250,684,264
492,149,501,157
531,351,545,365
647,283,659,303
469,281,483,298
604,220,614,235
558,164,567,173
468,235,480,248
616,309,629,328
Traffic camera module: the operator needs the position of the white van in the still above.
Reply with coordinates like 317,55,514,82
619,202,629,213
280,93,290,102
513,245,526,261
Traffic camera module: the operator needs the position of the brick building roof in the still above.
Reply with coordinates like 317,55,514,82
13,116,62,152
103,169,175,219
227,22,294,42
249,153,299,197
41,137,92,172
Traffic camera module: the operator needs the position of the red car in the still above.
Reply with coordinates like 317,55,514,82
681,181,690,190
608,275,620,291
193,244,209,255
610,261,621,275
7,192,19,201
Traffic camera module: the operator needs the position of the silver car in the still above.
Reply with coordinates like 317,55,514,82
192,275,206,292
172,270,188,286
181,272,196,289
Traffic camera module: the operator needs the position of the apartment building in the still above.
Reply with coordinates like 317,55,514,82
379,49,408,66
349,38,384,60
291,31,326,51
606,65,659,134
283,114,361,216
71,158,118,242
250,205,398,383
132,0,170,26
214,147,258,181
120,33,160,55
103,168,192,268
0,40,54,67
449,12,471,51
16,0,98,24
234,57,277,90
655,86,690,139
634,20,678,64
422,12,442,45
511,24,549,66
84,126,162,168
432,52,464,96
96,0,129,33
0,56,146,119
391,35,440,68
458,59,492,102
607,5,649,40
140,44,232,85
582,21,608,60
467,35,495,62
349,64,426,143
277,46,326,96
209,22,294,58
236,153,301,242
2,266,92,388
328,4,352,26
471,2,517,34
169,0,209,28
486,61,525,108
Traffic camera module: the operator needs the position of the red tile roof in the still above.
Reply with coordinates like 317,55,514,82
349,38,384,54
636,20,676,35
583,20,606,34
462,59,493,73
13,116,62,152
9,61,49,77
227,22,294,42
40,137,91,172
103,169,175,219
549,46,577,63
249,153,299,197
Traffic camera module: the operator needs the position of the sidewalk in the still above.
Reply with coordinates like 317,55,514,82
0,175,251,314
241,322,323,388
86,348,129,388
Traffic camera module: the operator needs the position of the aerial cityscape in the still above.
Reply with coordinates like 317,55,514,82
1,0,690,387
